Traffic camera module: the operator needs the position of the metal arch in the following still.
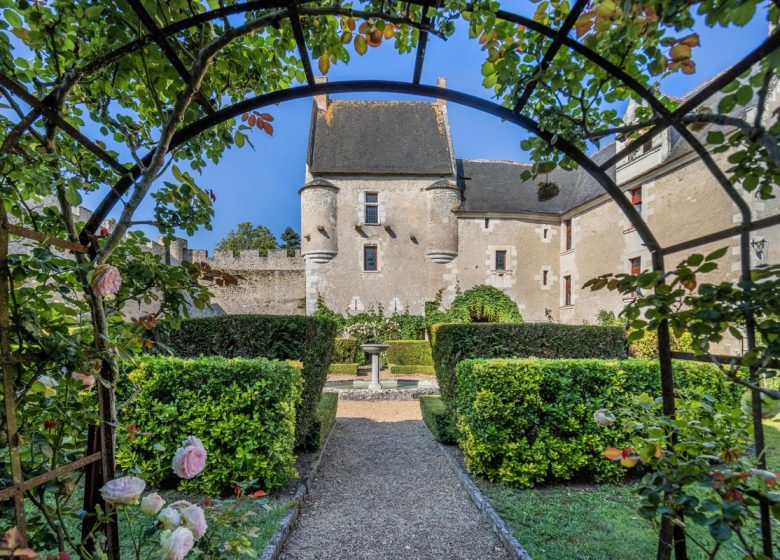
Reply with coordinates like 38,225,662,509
79,79,661,256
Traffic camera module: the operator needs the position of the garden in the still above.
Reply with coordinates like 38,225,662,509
1,1,779,559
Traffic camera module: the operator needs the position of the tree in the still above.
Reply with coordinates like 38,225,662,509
280,226,301,256
216,222,277,255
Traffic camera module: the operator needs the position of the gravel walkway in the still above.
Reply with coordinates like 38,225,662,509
279,400,510,560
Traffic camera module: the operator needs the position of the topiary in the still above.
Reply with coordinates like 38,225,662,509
449,285,523,323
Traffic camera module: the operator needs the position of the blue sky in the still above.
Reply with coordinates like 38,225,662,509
79,9,770,252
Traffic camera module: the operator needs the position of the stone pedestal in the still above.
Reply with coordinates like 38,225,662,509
361,344,390,391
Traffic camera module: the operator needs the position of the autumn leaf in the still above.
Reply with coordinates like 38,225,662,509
383,23,395,39
248,114,256,127
262,121,274,136
259,113,273,122
354,35,367,55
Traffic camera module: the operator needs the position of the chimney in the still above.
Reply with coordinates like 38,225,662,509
314,76,328,111
436,77,447,107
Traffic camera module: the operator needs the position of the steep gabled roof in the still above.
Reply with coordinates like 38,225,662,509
307,100,455,176
458,143,617,215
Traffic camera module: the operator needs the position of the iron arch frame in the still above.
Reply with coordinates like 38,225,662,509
1,2,780,558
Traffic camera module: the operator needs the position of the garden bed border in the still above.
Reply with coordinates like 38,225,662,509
260,417,336,560
438,442,532,560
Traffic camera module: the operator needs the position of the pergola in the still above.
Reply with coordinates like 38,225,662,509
0,1,778,558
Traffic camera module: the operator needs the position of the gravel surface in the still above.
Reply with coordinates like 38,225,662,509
279,401,510,560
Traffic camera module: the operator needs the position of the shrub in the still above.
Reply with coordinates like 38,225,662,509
118,356,302,494
393,312,427,339
388,364,436,375
449,285,523,323
314,392,338,448
629,330,694,359
386,340,433,366
342,311,401,344
333,337,363,363
431,322,628,407
455,358,742,488
330,363,359,376
157,314,337,449
420,395,457,444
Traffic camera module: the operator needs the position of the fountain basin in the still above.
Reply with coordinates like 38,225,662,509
324,378,438,401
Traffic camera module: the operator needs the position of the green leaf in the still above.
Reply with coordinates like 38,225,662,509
65,186,81,206
718,94,736,115
4,8,21,29
705,247,728,261
706,131,724,145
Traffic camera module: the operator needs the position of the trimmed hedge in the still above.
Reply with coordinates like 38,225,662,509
420,395,457,444
330,363,359,376
432,322,628,406
389,364,436,375
455,358,742,488
333,337,363,363
314,392,338,448
118,356,302,494
386,340,433,366
158,315,337,449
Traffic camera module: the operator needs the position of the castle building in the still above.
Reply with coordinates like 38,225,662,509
299,77,780,342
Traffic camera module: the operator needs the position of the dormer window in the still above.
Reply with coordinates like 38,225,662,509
627,140,653,162
364,192,379,224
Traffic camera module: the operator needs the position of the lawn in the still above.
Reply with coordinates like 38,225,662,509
478,420,780,560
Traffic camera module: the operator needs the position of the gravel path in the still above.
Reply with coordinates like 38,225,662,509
279,400,510,560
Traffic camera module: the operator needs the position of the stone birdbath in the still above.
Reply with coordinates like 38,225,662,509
361,343,390,390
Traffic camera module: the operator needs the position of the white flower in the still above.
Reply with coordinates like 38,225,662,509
99,476,146,505
140,493,165,516
160,527,194,560
593,409,616,428
158,506,182,530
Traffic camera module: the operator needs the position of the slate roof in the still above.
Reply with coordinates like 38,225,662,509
457,143,618,215
307,100,455,176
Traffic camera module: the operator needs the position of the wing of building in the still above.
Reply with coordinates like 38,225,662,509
300,78,780,355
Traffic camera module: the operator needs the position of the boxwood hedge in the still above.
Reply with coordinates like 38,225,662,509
117,356,301,494
432,322,628,406
386,340,433,367
333,337,364,364
455,358,742,488
157,314,337,449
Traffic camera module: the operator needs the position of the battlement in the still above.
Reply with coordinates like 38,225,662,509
189,248,304,271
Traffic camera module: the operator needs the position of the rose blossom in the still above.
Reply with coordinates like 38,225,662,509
172,436,206,479
99,476,145,505
159,527,194,560
71,371,95,390
593,409,616,428
140,492,165,516
92,264,122,297
158,506,182,530
179,503,207,540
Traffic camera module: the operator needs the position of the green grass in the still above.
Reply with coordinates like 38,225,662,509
476,419,780,560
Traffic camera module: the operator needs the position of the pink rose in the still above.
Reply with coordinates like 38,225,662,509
99,476,145,505
140,492,165,516
172,437,206,480
180,503,207,540
160,527,194,560
71,371,95,390
92,265,122,297
158,506,181,530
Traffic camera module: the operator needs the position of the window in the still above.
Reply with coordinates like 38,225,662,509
630,256,641,275
495,250,507,271
564,219,572,251
484,218,490,229
564,275,572,306
627,140,653,162
364,192,379,224
543,228,548,239
363,245,378,272
630,187,642,214
542,270,549,286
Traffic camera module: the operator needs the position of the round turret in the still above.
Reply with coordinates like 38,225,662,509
300,178,339,263
425,179,459,263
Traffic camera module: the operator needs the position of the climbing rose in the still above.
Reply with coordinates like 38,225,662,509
141,493,165,516
99,476,145,505
593,409,615,427
71,371,95,390
179,502,207,540
172,436,206,479
159,527,194,560
158,507,181,530
92,264,122,297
